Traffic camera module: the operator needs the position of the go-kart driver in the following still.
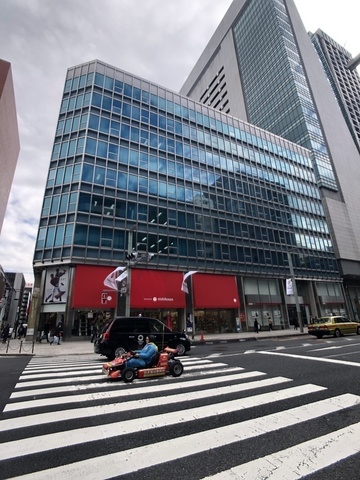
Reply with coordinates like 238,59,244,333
126,335,158,368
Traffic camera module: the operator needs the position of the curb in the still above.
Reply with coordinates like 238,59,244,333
192,332,308,346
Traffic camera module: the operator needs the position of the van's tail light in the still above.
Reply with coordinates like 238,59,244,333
103,331,110,341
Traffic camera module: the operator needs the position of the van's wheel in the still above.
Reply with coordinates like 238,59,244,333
114,346,127,357
357,326,360,335
170,361,183,377
175,343,186,356
121,367,136,383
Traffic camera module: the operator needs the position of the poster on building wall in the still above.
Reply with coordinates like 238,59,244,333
44,267,68,304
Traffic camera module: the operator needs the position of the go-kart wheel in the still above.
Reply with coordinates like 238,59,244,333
121,367,136,383
170,360,183,377
114,346,127,357
175,343,186,356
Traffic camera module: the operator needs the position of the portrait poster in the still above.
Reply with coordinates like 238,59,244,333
44,267,68,304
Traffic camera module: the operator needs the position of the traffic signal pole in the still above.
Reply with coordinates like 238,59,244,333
125,226,137,317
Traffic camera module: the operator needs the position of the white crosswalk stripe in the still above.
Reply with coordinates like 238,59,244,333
1,354,359,479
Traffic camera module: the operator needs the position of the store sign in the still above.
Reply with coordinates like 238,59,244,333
286,278,293,295
131,270,185,308
72,266,117,309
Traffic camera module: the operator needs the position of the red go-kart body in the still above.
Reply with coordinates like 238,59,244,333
102,347,184,382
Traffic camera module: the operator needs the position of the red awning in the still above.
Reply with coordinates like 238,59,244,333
193,273,240,309
72,265,117,309
131,269,185,308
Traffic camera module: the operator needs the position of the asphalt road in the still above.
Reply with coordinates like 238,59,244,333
1,335,360,479
0,356,31,413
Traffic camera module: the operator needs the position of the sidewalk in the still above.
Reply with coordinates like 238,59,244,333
0,328,308,357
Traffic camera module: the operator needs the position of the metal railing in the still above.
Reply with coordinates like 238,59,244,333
0,339,35,354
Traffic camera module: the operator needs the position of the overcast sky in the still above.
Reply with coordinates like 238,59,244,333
0,0,359,285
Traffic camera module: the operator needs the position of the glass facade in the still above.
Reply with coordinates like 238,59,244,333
34,60,339,281
311,29,360,154
232,0,337,190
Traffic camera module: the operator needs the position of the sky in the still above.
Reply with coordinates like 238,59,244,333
0,0,359,285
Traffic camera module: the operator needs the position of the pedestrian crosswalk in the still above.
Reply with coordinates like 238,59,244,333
1,355,360,479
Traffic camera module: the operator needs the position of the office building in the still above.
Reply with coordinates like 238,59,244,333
180,0,360,319
310,29,360,153
0,59,20,235
0,271,25,333
28,59,345,340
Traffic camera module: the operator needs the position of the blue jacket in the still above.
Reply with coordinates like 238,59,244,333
136,342,158,363
127,342,158,368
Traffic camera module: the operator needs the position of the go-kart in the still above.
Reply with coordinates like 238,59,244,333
102,346,184,383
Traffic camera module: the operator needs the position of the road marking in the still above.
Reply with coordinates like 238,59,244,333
9,393,356,480
310,343,357,352
13,365,245,389
5,374,287,412
1,377,295,432
0,384,334,461
258,350,360,367
202,419,360,479
17,359,219,382
18,368,102,380
10,366,248,399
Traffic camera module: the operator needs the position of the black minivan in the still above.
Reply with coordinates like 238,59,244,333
94,316,191,359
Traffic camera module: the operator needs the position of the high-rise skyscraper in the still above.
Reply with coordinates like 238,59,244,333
180,0,360,318
0,59,20,235
29,60,344,340
310,29,360,154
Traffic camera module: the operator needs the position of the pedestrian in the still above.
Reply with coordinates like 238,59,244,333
268,317,273,331
254,318,259,333
50,321,63,345
40,320,51,343
2,323,10,343
17,323,25,339
101,312,112,333
90,320,98,343
294,317,298,330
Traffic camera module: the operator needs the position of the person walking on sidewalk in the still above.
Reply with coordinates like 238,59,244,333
1,323,10,343
254,318,259,333
90,319,98,343
50,321,63,345
40,320,51,343
268,317,273,331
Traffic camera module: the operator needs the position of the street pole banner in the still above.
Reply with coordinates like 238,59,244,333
116,269,128,283
286,278,293,295
181,270,199,293
103,266,125,290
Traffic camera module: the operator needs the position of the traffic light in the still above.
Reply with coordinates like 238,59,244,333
126,251,138,261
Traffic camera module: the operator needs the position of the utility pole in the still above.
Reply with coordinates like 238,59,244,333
124,225,137,317
287,251,304,333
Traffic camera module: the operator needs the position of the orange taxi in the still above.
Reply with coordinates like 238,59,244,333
308,315,360,339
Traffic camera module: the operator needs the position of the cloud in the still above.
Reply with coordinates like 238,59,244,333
0,0,358,285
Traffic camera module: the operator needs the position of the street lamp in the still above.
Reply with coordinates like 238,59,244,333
287,251,304,333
